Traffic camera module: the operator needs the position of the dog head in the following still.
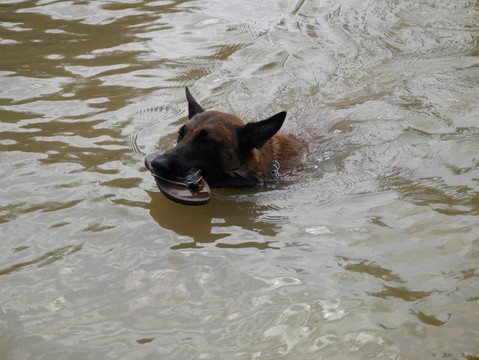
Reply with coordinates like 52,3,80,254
145,87,287,187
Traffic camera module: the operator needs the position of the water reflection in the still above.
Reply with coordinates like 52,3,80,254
412,310,449,327
0,244,82,276
368,284,434,302
145,188,284,248
338,256,405,283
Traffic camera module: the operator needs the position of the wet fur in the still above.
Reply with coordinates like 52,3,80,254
147,87,304,188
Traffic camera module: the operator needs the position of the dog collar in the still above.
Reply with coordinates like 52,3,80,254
271,160,281,180
270,138,281,180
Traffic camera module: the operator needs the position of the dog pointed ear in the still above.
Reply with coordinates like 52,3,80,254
239,111,287,151
185,86,204,119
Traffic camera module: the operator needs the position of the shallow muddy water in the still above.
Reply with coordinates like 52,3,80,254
1,0,478,359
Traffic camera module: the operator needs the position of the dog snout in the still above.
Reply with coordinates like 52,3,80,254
145,152,172,175
150,155,171,176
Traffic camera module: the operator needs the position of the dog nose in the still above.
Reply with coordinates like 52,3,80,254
145,152,170,175
150,155,170,175
145,152,161,171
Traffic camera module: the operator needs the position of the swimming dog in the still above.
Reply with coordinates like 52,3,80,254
145,87,304,188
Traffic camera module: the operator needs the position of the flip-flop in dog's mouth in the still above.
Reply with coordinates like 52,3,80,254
144,153,211,206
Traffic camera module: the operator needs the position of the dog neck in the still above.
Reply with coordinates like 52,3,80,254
222,134,303,187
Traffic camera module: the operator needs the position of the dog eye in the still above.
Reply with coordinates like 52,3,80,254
197,129,209,143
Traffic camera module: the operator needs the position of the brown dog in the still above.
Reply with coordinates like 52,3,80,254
145,87,304,188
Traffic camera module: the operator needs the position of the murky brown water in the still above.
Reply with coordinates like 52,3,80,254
1,0,478,359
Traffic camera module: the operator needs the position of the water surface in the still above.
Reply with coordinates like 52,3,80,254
1,0,478,359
